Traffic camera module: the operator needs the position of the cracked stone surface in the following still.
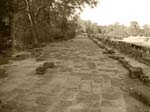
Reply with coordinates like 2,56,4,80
0,36,149,112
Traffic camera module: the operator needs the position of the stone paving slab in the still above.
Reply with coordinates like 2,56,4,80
0,36,128,112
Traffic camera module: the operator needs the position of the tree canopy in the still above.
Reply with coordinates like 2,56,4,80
0,0,98,50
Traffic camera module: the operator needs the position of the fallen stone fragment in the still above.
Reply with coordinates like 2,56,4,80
36,66,47,75
0,69,8,78
36,62,55,75
43,62,55,68
128,67,143,79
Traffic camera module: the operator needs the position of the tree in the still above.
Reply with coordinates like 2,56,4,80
128,21,141,36
0,0,13,51
78,19,100,34
11,0,98,49
143,24,150,37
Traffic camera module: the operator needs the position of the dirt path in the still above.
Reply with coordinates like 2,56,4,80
0,36,149,112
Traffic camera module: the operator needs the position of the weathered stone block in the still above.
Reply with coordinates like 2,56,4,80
128,67,143,79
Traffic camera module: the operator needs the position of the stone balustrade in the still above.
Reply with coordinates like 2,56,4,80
90,34,150,66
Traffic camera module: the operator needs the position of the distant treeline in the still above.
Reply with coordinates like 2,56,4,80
78,20,150,38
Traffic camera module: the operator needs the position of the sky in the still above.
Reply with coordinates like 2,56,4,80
80,0,150,26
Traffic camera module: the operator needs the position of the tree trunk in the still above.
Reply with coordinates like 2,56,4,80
25,0,38,45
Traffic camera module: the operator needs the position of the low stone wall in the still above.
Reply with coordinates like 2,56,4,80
92,35,150,66
90,35,150,106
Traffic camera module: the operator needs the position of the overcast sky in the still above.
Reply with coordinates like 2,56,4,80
80,0,150,26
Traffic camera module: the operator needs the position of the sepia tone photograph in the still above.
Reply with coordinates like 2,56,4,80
0,0,150,112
